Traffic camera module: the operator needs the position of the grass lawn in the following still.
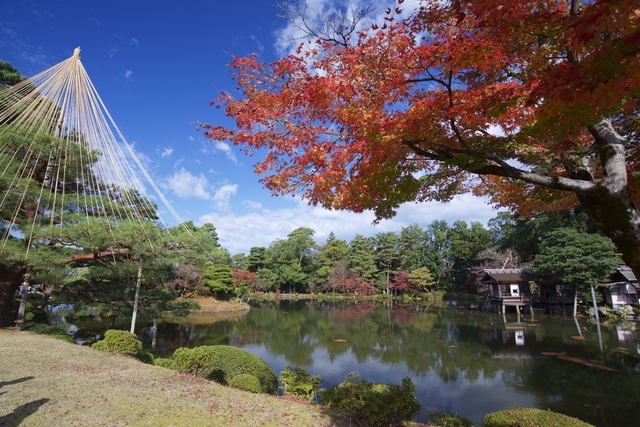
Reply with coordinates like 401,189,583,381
0,329,348,427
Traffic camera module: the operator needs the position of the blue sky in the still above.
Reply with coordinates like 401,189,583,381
1,0,499,254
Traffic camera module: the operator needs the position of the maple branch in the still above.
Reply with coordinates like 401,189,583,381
403,140,597,194
276,0,376,47
405,75,449,87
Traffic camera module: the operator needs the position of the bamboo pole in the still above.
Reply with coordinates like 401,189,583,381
130,265,142,334
590,284,600,322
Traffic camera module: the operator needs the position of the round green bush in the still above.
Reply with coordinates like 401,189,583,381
172,345,278,394
91,329,142,358
229,373,262,393
483,408,595,427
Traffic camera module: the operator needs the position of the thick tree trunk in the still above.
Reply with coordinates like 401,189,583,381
0,263,27,327
577,186,640,276
576,119,640,279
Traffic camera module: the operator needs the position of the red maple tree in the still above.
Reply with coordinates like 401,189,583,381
201,0,640,275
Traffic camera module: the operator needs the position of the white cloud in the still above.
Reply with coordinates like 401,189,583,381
130,37,139,47
161,147,173,158
124,69,133,79
199,193,498,254
243,200,263,210
214,141,238,164
166,167,211,200
213,183,238,211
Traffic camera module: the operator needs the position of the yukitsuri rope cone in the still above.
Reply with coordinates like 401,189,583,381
0,48,200,329
0,47,188,251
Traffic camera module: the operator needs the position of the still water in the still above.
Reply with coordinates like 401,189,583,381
66,300,640,426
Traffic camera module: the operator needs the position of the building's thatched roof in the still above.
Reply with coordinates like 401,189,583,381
602,265,639,287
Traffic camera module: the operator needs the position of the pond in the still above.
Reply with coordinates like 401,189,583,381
58,300,640,427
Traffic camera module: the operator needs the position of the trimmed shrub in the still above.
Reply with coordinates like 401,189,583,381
279,366,323,403
92,329,142,358
483,408,595,427
172,345,278,394
429,411,474,427
173,346,220,378
229,373,262,393
153,357,176,369
320,373,420,427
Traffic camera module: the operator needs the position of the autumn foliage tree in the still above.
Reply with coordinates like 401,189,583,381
201,1,640,276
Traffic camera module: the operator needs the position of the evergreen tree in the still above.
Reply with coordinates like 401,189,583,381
0,60,25,86
268,228,316,293
203,264,234,298
447,221,493,292
373,232,401,293
398,224,430,272
347,235,378,283
534,228,622,315
424,221,450,290
315,232,350,284
247,247,268,272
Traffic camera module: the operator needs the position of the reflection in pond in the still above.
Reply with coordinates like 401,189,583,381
67,300,640,426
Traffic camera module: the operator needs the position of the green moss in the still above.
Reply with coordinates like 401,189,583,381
229,373,262,393
483,408,595,427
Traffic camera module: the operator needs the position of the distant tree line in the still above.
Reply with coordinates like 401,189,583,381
215,209,610,299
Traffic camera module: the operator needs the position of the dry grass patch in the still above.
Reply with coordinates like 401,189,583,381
0,329,345,427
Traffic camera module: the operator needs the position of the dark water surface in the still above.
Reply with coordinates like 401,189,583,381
65,300,640,426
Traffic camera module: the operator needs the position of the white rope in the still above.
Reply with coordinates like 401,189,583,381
0,47,205,261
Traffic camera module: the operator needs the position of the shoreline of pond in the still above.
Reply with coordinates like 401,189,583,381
198,291,448,312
